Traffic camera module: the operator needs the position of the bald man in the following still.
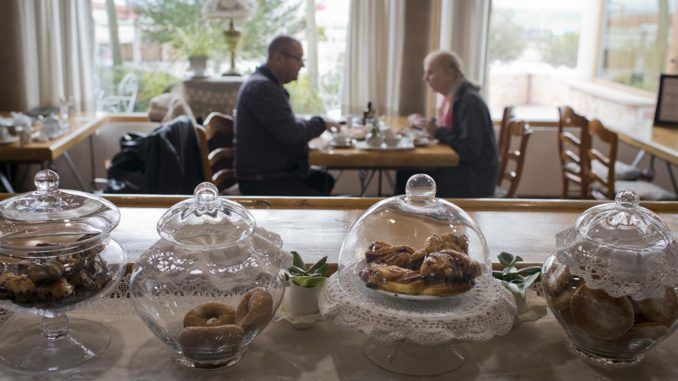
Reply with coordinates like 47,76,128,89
235,36,336,196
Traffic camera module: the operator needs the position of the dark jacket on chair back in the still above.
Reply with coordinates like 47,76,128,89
235,65,325,181
106,116,203,194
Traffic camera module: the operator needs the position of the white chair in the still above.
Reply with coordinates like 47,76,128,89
101,73,138,113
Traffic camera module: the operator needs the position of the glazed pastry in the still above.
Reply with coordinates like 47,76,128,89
184,302,236,328
365,242,416,268
360,263,426,295
235,287,273,332
570,285,634,340
411,233,469,263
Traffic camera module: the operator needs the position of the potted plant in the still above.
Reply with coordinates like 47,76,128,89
492,252,547,326
282,251,328,317
170,24,213,78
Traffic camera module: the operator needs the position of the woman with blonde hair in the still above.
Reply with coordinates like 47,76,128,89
396,50,497,197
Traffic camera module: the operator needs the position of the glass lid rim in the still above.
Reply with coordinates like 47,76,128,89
156,196,258,248
0,232,109,257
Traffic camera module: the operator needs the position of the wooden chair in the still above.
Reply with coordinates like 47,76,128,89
495,120,533,198
497,105,515,186
588,120,676,201
557,106,590,199
194,112,237,192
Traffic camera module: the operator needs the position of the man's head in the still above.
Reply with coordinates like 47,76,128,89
266,35,304,84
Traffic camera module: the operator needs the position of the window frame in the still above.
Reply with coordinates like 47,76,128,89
592,0,677,98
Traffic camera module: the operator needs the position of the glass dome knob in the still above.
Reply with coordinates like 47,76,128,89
405,174,436,202
194,182,219,209
615,190,639,209
34,169,60,192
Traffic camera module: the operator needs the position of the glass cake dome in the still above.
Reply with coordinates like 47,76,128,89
337,174,492,303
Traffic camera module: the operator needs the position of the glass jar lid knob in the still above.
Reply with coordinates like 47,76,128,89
34,169,60,193
405,174,436,204
194,182,219,210
615,190,639,209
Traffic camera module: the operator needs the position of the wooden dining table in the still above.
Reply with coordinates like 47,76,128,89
309,116,459,169
0,112,149,192
604,119,678,167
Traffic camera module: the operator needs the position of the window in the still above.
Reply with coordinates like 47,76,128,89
91,0,349,115
598,0,675,92
486,0,585,116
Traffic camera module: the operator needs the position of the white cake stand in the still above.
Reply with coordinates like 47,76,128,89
319,260,516,376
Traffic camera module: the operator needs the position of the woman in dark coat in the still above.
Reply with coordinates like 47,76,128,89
396,51,498,198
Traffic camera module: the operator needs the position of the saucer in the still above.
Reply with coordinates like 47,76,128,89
329,140,353,148
0,134,19,144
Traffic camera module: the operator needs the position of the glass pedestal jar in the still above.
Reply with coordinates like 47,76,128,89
0,170,126,372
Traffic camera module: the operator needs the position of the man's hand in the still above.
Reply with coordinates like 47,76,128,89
324,120,341,132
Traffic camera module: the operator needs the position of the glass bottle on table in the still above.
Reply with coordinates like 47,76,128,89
363,101,375,125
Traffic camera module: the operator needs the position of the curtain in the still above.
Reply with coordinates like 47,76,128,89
341,0,405,116
17,0,95,112
438,0,491,90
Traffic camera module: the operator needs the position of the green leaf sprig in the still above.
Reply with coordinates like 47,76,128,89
492,252,542,303
283,251,328,288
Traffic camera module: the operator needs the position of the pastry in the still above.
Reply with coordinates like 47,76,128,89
184,302,236,328
235,287,273,332
177,324,244,361
615,322,669,348
360,234,481,297
360,263,426,295
365,242,416,268
411,233,469,263
634,288,678,327
570,285,634,340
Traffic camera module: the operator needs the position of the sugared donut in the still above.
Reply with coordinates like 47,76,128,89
183,302,235,328
235,287,273,332
177,324,244,361
570,285,634,340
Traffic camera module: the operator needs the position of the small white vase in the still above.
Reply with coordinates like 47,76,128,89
285,282,321,316
188,56,208,78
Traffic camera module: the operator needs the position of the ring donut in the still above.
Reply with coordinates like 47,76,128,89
183,302,235,328
177,324,244,361
235,287,273,332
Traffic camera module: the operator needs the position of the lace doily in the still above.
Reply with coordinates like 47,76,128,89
556,228,678,300
319,264,516,346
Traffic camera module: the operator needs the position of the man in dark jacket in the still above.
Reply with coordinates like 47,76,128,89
235,35,336,196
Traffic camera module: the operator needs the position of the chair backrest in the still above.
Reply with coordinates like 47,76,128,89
195,112,236,191
100,73,139,113
118,73,139,112
497,105,516,186
587,119,618,200
497,119,533,198
557,106,590,199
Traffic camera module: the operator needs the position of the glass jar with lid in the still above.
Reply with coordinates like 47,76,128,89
0,170,127,372
542,190,678,368
131,182,290,369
